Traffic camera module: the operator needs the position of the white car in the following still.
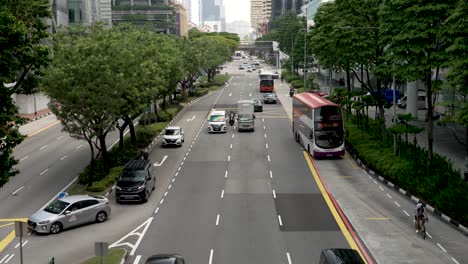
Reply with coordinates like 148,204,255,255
162,126,184,147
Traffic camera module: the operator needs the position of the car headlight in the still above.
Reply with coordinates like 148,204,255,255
116,186,122,191
38,220,50,225
137,185,145,190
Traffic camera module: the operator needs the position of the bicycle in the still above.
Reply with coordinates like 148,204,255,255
415,217,427,239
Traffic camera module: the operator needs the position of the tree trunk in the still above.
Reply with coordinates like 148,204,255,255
123,115,136,144
98,134,109,174
87,140,95,186
426,73,433,164
116,121,128,150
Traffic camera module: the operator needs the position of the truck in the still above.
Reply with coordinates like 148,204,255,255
237,100,255,132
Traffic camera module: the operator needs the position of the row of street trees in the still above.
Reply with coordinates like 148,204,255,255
0,0,238,187
263,0,467,165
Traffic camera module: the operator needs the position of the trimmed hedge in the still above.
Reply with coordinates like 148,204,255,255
345,115,468,226
87,166,123,193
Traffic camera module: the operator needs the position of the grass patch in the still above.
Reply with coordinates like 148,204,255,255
80,248,126,264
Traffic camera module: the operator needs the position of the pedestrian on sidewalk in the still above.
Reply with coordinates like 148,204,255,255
281,75,284,82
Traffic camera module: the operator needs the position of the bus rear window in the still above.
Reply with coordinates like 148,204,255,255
260,80,273,86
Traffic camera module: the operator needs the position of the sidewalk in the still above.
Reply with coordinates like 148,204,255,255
18,112,60,136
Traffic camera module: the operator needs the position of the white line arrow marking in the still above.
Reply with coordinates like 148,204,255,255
153,155,168,167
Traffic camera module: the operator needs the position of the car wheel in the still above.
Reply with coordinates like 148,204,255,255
142,190,149,203
96,211,107,223
50,222,62,234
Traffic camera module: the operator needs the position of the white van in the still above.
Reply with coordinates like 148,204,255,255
208,110,227,133
397,89,427,110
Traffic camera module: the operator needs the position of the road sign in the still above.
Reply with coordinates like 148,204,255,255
57,192,68,199
95,242,109,257
14,222,28,237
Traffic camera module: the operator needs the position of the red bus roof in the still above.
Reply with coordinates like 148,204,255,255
293,92,339,109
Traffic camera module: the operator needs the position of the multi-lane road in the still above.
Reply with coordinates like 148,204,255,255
0,61,466,264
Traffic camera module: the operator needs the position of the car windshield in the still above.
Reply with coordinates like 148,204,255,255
264,94,275,98
146,258,177,264
165,129,180,135
120,170,146,182
238,114,253,121
209,115,225,122
44,200,70,214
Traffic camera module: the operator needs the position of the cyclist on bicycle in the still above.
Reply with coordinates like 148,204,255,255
415,202,428,233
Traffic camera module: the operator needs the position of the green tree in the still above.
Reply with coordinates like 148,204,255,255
0,0,51,187
380,0,457,163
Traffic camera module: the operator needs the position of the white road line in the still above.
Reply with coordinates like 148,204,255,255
267,155,270,162
229,93,232,96
263,125,266,130
133,255,142,264
40,145,48,150
368,175,372,179
394,201,401,207
175,172,179,177
278,215,283,226
209,249,214,264
153,155,168,167
4,254,14,263
286,252,292,264
12,186,25,196
76,144,83,149
0,255,10,263
232,134,234,138
168,184,172,190
228,155,231,161
266,143,269,149
154,207,159,214
437,243,447,253
373,180,378,184
272,190,276,198
230,144,232,149
60,155,68,161
40,169,48,175
249,92,252,97
386,193,392,199
451,258,460,264
186,153,189,156
262,118,265,122
57,136,63,140
403,210,410,216
172,178,175,183
426,232,433,238
160,199,164,205
164,191,168,197
181,161,184,166
19,156,29,162
270,171,273,178
264,133,267,138
225,171,228,178
216,214,220,225
178,167,181,171
183,157,186,161
379,186,384,191
221,189,225,198
363,170,369,175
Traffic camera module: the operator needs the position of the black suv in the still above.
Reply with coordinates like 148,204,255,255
115,160,155,203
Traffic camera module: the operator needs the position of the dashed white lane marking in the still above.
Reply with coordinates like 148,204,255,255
379,186,384,191
278,215,283,226
168,184,172,189
229,93,232,96
0,254,10,263
232,134,234,139
225,171,228,178
57,136,63,140
60,155,68,161
4,254,14,263
216,214,220,225
394,201,401,207
175,172,179,177
267,155,270,162
270,171,273,178
20,156,29,162
264,133,267,138
266,143,269,149
133,255,142,264
209,249,214,264
181,161,184,166
230,144,232,149
373,180,378,184
40,169,48,175
164,191,168,197
160,198,164,205
403,210,410,216
437,243,447,253
183,157,186,161
12,186,25,196
154,207,159,214
386,193,392,199
451,257,460,264
40,145,48,150
262,118,265,122
76,144,83,149
272,190,276,198
249,92,252,97
186,153,189,156
14,240,28,249
172,178,175,183
363,170,369,175
286,252,292,264
228,155,231,161
178,167,181,171
221,189,225,198
263,125,266,130
426,232,432,238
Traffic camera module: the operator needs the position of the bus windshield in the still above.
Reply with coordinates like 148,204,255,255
314,106,344,149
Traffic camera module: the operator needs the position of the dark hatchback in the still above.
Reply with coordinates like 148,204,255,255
145,254,185,264
263,93,277,104
253,99,263,112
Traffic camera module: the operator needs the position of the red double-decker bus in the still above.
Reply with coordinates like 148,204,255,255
292,92,345,157
259,71,274,92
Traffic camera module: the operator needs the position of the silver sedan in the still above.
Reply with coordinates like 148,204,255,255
28,194,111,234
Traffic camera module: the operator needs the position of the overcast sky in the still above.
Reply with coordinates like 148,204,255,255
223,0,250,24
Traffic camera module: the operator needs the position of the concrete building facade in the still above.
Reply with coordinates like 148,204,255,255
251,0,271,37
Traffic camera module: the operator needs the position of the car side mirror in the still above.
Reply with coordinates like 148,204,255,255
63,210,71,215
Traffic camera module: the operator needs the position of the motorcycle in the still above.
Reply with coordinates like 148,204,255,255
289,89,295,97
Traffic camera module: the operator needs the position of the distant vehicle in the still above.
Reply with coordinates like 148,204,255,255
238,65,244,70
237,100,255,132
397,89,427,109
145,254,185,264
259,71,274,92
247,66,252,72
263,93,277,104
368,89,401,104
28,195,110,234
243,61,248,64
292,93,345,157
208,110,227,133
272,71,280,79
115,160,156,203
251,65,257,71
162,126,184,147
253,99,263,112
319,248,365,264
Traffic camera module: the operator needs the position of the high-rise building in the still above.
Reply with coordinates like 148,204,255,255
200,0,224,32
68,0,112,26
226,20,251,39
300,0,332,22
270,0,303,22
250,0,271,37
181,0,192,22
